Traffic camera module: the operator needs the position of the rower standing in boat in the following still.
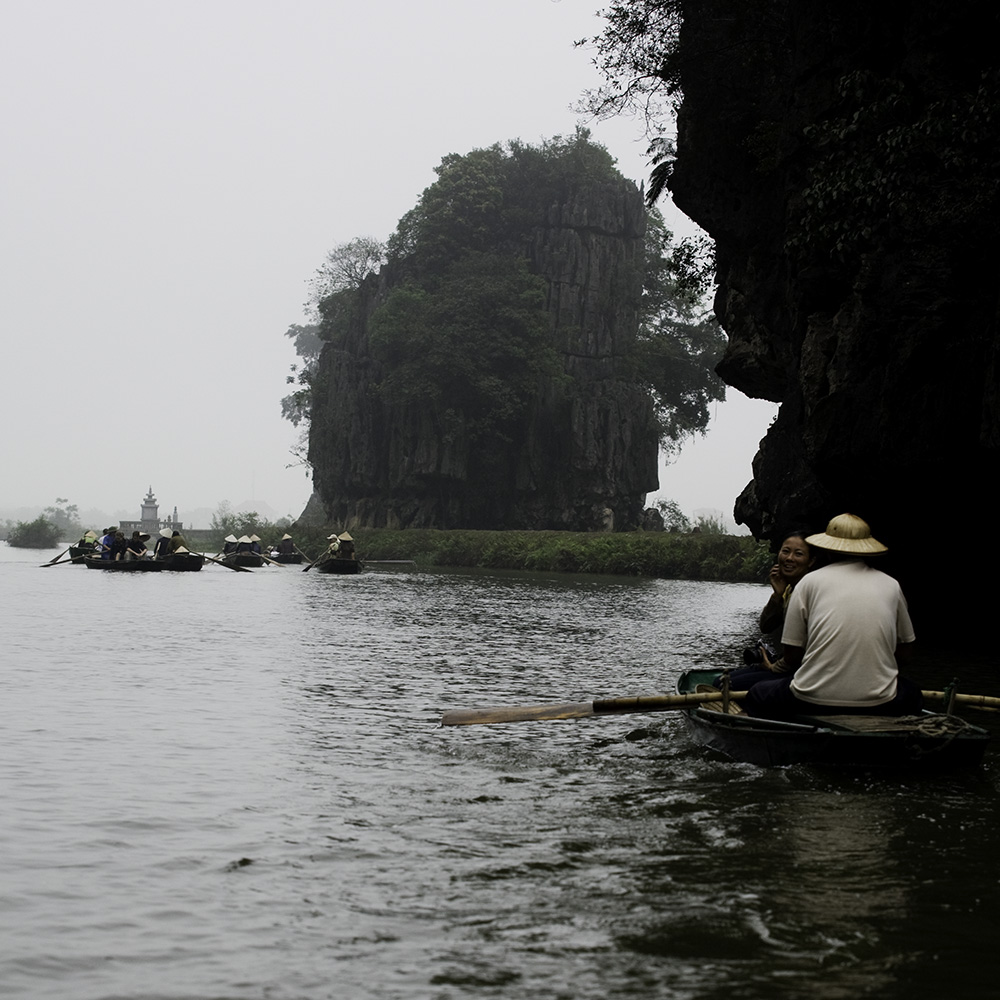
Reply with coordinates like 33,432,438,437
746,513,922,719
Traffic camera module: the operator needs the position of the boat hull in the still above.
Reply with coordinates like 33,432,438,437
271,552,303,564
84,557,165,572
677,669,990,770
158,553,204,571
222,553,263,568
315,557,362,574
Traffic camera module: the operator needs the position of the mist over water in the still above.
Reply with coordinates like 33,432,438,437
3,546,997,999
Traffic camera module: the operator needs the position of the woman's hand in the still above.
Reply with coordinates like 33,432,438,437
768,563,786,596
761,647,786,673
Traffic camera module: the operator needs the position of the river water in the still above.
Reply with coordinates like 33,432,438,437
2,544,998,999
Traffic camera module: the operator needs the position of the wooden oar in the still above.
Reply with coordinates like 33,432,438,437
192,549,251,572
922,690,1000,712
302,551,328,572
40,546,72,567
259,552,286,567
441,688,1000,726
441,690,748,726
41,553,76,567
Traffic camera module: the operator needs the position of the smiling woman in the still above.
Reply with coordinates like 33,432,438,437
759,529,816,635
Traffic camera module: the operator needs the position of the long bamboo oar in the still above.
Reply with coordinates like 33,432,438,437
192,549,251,572
40,546,72,567
922,691,1000,712
442,690,748,726
441,688,1000,726
302,551,329,572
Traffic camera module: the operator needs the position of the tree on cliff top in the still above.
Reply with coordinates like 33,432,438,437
310,130,723,451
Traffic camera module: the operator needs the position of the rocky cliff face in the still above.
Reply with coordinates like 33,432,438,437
307,174,659,531
670,0,999,627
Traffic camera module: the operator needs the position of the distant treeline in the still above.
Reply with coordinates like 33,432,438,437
290,527,773,583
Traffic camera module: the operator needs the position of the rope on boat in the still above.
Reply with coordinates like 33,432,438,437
899,712,978,759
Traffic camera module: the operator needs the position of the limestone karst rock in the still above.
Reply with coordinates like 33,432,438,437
307,158,660,531
669,0,999,628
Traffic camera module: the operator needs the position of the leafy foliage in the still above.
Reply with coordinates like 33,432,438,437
791,68,1000,262
631,210,726,448
281,323,322,429
369,252,558,442
42,498,82,540
328,527,771,582
209,501,290,547
655,498,690,532
308,236,386,304
290,128,728,516
575,1,684,131
7,516,61,548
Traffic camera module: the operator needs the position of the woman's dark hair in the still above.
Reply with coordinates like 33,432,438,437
777,529,826,567
776,529,813,551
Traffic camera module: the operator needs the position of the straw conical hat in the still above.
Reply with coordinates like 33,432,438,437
806,514,887,555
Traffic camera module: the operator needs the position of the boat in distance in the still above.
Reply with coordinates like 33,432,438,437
157,552,204,571
315,557,363,575
677,669,991,770
270,552,303,564
84,557,165,572
222,553,264,568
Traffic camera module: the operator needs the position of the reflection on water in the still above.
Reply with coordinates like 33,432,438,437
1,545,997,999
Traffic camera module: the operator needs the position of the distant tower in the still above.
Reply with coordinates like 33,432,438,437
118,487,182,534
141,487,160,534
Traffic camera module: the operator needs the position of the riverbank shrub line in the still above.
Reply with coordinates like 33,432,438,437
282,527,772,583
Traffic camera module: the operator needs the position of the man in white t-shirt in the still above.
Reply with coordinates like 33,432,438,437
746,513,922,719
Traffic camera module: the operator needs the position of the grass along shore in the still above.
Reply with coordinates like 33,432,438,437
283,527,773,584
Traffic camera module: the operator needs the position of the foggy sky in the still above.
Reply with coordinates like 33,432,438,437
1,0,776,525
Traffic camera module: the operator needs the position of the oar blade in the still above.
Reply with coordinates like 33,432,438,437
441,701,595,726
441,689,749,727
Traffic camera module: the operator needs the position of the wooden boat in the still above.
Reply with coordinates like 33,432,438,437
84,557,165,572
315,556,363,575
222,553,263,568
69,545,97,564
158,552,204,571
271,552,303,564
677,669,991,769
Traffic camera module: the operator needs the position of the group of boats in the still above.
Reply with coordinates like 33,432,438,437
61,530,365,575
218,531,363,573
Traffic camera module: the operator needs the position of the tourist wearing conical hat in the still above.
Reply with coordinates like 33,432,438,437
337,531,356,559
747,514,921,719
154,528,173,559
